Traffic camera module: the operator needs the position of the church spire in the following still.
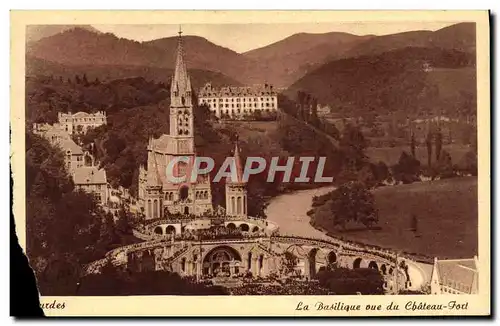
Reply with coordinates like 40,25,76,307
171,24,192,107
230,136,245,184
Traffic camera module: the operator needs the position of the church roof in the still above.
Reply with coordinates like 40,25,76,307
199,83,277,98
434,258,478,293
55,137,84,155
73,166,107,185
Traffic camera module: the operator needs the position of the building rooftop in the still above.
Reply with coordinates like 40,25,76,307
73,166,107,185
55,137,84,155
199,83,277,97
434,257,478,293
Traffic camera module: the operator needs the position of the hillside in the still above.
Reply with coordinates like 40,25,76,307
243,32,374,87
345,23,476,58
26,56,240,88
310,177,478,259
285,46,476,119
145,36,262,85
244,22,475,87
27,28,255,86
26,25,101,43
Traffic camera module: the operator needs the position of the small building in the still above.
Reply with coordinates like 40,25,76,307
58,111,107,134
72,166,108,206
198,83,278,119
430,257,478,294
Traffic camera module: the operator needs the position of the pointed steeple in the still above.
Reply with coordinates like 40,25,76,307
171,25,192,107
230,136,245,184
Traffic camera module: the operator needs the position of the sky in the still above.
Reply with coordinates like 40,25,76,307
93,22,456,53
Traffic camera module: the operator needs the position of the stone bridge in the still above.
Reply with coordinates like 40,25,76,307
85,233,417,292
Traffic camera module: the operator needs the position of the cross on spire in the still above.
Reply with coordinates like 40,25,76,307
178,25,183,37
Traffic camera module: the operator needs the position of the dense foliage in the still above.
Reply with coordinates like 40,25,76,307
316,268,385,295
78,267,228,295
25,131,112,295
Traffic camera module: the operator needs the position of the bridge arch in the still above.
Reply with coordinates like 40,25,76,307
165,225,176,234
202,245,242,276
308,248,320,278
227,223,236,230
353,257,363,269
154,226,163,235
239,223,250,232
327,251,337,266
368,261,379,270
381,264,387,275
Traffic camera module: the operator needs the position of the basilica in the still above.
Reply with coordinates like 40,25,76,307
137,30,247,220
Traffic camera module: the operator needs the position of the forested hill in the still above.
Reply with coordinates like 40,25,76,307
26,56,240,92
285,46,476,119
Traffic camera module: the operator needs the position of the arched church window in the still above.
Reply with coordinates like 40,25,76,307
181,97,185,105
147,200,152,218
237,196,242,214
231,197,235,214
153,199,158,219
179,186,189,200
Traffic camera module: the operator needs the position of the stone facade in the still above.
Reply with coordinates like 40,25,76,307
138,31,213,220
198,83,278,119
58,111,107,134
73,166,109,205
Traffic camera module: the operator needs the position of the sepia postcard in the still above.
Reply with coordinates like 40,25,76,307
10,10,490,317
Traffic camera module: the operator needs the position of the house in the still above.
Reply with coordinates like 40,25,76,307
430,257,478,294
72,166,108,206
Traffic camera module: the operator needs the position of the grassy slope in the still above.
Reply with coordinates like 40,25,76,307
313,177,477,259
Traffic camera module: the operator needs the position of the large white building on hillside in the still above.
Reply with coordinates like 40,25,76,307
58,111,107,134
198,83,278,119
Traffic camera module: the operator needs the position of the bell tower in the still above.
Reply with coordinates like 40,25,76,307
225,138,247,217
169,26,195,155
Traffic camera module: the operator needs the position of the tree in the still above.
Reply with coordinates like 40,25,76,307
425,132,433,167
26,130,108,295
410,214,418,233
392,151,421,184
436,150,454,179
82,73,89,86
373,161,390,184
329,181,379,230
410,131,416,158
316,268,385,295
281,252,299,276
339,123,368,170
457,150,477,176
435,131,443,162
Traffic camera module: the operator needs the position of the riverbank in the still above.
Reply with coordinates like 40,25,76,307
308,177,477,260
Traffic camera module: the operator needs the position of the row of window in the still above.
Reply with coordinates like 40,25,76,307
207,102,276,109
229,195,246,215
163,190,209,201
61,118,105,123
213,108,274,115
201,97,276,103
